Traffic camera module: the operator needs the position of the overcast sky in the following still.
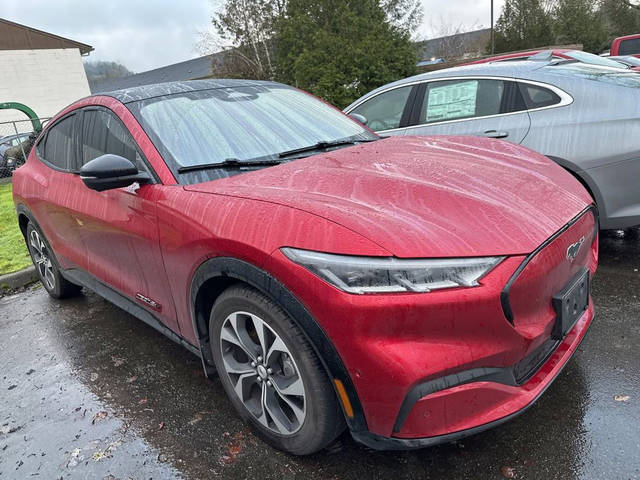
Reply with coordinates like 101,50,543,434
1,0,504,73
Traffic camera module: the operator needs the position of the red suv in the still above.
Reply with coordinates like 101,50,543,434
13,80,597,455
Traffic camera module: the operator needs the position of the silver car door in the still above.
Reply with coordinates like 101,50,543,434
402,78,531,144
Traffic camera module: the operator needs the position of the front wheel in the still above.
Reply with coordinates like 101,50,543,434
209,284,345,455
25,222,82,298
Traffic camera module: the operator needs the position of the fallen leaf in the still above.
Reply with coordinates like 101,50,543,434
614,395,630,402
127,376,137,383
158,422,165,430
138,398,148,405
220,431,245,465
26,369,35,375
92,411,108,424
501,466,516,478
189,413,203,425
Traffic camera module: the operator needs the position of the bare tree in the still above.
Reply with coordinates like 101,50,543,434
426,15,482,58
197,0,285,80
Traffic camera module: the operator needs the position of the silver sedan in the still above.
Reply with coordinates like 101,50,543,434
344,61,640,230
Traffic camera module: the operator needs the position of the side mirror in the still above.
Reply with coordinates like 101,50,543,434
349,113,368,125
80,154,151,192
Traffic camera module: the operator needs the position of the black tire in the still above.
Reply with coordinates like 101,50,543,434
209,284,345,455
25,222,82,299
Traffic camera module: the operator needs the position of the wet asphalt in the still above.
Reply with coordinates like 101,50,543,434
1,231,639,480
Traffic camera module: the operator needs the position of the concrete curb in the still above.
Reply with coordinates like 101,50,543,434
0,265,39,289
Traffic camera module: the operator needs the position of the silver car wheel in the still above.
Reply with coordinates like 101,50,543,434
29,229,55,290
219,311,306,435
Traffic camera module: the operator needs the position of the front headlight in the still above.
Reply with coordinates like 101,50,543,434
281,248,504,294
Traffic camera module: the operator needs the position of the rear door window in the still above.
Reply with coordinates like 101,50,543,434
419,79,515,124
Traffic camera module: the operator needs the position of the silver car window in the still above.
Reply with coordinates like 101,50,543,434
349,86,412,131
420,79,506,124
518,83,561,109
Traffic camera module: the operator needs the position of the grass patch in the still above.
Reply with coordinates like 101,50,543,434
0,182,31,275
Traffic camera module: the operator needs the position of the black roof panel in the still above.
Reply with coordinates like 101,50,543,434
99,79,281,103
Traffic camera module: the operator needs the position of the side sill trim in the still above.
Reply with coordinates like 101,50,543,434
62,268,201,358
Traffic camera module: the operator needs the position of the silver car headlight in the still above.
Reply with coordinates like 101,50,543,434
281,247,504,294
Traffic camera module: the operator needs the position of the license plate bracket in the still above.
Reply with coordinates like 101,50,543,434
552,268,590,340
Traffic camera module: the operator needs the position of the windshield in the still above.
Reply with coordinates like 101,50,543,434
130,84,376,183
565,51,629,69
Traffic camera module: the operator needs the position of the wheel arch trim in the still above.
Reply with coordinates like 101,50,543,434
15,203,35,239
188,256,369,432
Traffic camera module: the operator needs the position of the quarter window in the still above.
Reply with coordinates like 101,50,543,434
81,109,147,172
41,115,76,170
419,79,508,124
518,83,561,109
350,86,412,131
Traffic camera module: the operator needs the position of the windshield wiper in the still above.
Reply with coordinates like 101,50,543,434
278,137,379,159
177,157,282,173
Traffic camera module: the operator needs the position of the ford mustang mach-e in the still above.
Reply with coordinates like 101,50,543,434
13,80,597,454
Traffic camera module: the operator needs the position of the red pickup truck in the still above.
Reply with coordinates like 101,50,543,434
611,34,640,58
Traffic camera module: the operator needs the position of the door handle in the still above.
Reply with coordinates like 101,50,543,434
483,130,509,139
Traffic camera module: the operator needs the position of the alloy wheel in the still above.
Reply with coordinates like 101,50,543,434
29,229,55,290
219,311,306,435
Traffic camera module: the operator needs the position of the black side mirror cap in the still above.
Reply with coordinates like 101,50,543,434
80,154,151,192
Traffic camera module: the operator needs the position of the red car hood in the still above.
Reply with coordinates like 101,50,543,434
185,136,592,258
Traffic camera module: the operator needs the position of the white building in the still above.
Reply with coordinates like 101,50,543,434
0,18,93,129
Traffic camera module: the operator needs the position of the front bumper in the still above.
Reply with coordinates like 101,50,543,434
352,305,593,449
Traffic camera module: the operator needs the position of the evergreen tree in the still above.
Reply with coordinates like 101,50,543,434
493,0,555,53
552,0,607,52
600,0,640,40
276,0,419,109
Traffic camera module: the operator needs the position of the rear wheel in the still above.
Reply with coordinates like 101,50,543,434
209,284,345,455
26,222,82,298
